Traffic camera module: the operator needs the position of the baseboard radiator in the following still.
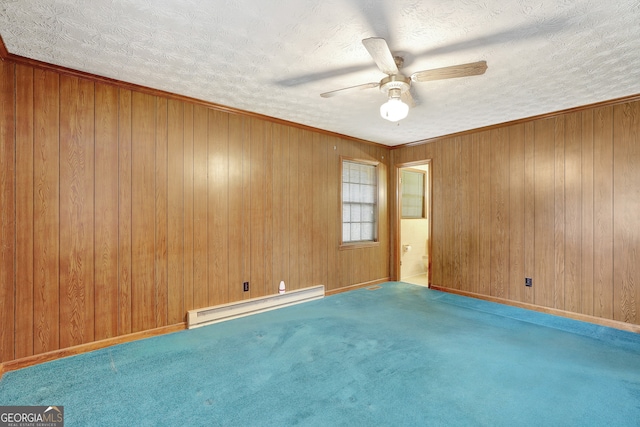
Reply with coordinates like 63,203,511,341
187,285,325,329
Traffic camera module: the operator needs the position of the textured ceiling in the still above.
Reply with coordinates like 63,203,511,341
1,0,640,146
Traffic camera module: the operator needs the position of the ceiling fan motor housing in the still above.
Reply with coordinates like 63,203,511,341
380,74,411,97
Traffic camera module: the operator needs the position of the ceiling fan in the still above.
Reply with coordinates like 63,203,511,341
320,37,487,122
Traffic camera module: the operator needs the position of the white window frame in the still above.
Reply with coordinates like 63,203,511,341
340,157,380,248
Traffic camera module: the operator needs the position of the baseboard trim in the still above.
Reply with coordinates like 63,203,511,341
326,278,391,296
187,285,325,329
0,278,389,376
430,285,640,334
0,323,186,379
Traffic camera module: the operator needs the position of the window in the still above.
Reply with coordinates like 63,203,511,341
401,169,426,219
341,159,378,245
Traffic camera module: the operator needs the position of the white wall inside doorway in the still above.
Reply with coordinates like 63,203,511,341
399,163,430,280
400,218,429,278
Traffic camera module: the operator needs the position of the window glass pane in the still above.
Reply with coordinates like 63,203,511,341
342,160,377,243
363,184,375,204
343,204,351,222
343,223,351,242
362,205,374,222
363,165,375,182
401,170,425,219
349,162,360,183
349,183,361,203
342,162,351,183
361,223,373,241
351,204,361,222
342,182,350,202
350,223,361,241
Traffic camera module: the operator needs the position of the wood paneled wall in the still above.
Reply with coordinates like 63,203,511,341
391,101,640,327
0,59,390,364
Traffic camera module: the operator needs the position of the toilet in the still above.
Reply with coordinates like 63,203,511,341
422,255,429,272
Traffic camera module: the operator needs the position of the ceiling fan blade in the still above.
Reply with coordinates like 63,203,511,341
275,64,372,87
362,37,399,75
320,82,379,98
411,61,487,83
401,90,416,108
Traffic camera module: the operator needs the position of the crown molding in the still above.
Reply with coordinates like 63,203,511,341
0,34,9,59
0,33,387,150
5,32,640,152
395,92,640,150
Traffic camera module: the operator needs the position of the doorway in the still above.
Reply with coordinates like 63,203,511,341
396,160,432,287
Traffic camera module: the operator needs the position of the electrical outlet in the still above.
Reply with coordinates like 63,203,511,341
525,277,532,287
243,282,249,292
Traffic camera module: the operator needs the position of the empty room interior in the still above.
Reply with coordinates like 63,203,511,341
1,1,639,425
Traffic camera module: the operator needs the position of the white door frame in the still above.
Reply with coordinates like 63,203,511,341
395,159,432,286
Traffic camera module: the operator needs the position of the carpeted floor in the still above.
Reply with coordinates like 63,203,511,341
1,282,639,426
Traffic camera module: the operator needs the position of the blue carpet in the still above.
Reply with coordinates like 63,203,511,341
1,282,639,426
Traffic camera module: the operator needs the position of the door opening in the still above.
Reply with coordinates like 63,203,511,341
396,160,432,287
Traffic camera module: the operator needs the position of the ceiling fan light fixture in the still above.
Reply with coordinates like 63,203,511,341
380,88,408,122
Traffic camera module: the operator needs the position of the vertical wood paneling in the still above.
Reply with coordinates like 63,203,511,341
250,118,266,297
564,112,582,313
0,60,16,362
425,142,442,288
431,141,446,287
468,135,481,293
1,60,394,366
326,136,338,290
192,105,208,308
94,83,119,340
5,56,640,365
298,130,314,288
613,102,639,324
534,118,555,308
452,138,462,290
593,106,614,319
167,99,184,324
392,97,640,330
33,69,60,354
59,75,95,348
313,133,329,288
241,116,251,296
581,110,594,315
263,122,274,294
208,109,229,306
441,137,457,288
15,64,34,358
375,147,388,281
271,124,289,290
182,103,195,312
288,128,300,289
477,132,492,295
361,145,376,283
553,117,565,310
509,124,525,302
8,54,640,370
459,135,472,291
338,141,356,286
131,92,156,332
490,128,510,299
155,98,168,327
523,122,535,305
227,113,244,302
118,89,133,335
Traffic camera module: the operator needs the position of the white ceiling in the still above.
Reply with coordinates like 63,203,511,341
2,0,640,146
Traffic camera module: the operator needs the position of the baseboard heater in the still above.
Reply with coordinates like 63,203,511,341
187,285,325,329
